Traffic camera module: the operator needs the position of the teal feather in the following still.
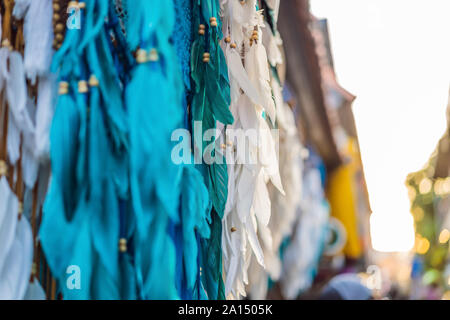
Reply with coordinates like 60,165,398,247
190,0,233,300
125,0,184,299
180,166,210,291
41,0,127,299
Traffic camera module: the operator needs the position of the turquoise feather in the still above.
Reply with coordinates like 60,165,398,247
190,0,233,300
41,0,129,299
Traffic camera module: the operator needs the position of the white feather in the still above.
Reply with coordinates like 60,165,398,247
0,177,19,275
14,0,53,84
0,216,33,299
35,74,57,162
24,279,46,300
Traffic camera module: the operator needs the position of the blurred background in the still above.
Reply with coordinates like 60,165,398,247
274,0,450,299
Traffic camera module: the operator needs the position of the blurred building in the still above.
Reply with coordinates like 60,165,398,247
406,89,450,299
276,0,373,297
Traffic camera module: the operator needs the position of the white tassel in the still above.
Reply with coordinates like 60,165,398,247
14,0,53,84
0,216,34,299
221,0,285,299
280,169,329,299
22,98,39,188
12,0,31,19
24,279,46,300
0,177,19,276
0,48,10,95
35,74,57,162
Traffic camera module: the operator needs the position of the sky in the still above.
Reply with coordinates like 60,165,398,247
309,0,450,252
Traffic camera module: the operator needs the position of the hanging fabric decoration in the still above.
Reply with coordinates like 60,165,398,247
124,0,212,300
190,0,234,300
0,0,349,301
0,0,36,300
245,0,306,299
40,0,133,299
220,0,284,300
280,148,330,299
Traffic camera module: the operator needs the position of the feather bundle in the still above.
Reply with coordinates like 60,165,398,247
190,0,234,300
40,0,130,299
220,0,284,299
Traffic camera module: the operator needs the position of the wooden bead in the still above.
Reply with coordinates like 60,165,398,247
148,48,159,62
210,17,217,27
119,238,127,253
58,81,69,95
0,160,7,176
55,23,64,32
225,36,231,43
203,52,211,63
230,43,237,49
88,75,99,87
78,80,88,93
231,227,237,233
55,33,64,42
68,1,79,9
136,49,147,64
203,52,210,63
1,39,11,48
78,2,86,9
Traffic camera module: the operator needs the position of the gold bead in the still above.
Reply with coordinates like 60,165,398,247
55,23,64,32
78,80,88,93
119,238,127,252
0,160,7,176
148,48,159,62
68,1,79,9
31,263,37,276
55,33,64,42
136,49,147,64
88,74,99,87
1,39,10,48
58,81,69,95
203,52,210,63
